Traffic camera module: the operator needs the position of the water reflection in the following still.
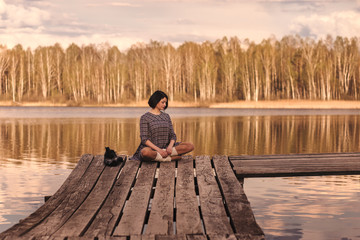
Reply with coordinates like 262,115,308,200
244,175,360,240
2,115,360,165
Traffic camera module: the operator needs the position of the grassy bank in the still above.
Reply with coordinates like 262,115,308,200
209,100,360,109
1,100,360,109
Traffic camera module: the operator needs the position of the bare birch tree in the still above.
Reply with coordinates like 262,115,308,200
0,46,9,97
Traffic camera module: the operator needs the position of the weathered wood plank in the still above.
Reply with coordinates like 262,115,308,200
234,167,360,177
52,156,126,237
212,156,264,237
129,234,155,240
23,155,105,238
37,236,66,240
97,236,127,240
232,157,360,177
68,237,127,240
84,159,141,238
146,161,176,235
175,155,203,235
212,156,248,203
195,156,233,235
230,152,360,161
185,234,207,240
126,235,153,240
235,234,265,240
231,158,360,166
156,234,186,240
207,234,265,240
112,162,157,236
0,154,94,239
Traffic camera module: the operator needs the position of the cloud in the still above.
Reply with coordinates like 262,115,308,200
0,0,147,50
163,33,215,45
0,0,50,29
0,30,143,50
1,0,359,52
86,2,141,7
176,18,195,25
291,10,360,39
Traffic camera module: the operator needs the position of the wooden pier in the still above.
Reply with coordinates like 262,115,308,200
2,152,360,240
0,155,264,240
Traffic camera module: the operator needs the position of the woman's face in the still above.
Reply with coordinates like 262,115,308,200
155,97,167,111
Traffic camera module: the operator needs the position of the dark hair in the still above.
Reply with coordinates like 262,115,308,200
148,90,168,109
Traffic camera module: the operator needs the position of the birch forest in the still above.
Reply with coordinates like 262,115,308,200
1,35,360,104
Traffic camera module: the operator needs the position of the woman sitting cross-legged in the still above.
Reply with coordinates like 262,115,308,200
131,90,194,162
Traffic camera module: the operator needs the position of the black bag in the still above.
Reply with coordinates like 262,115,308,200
104,147,124,166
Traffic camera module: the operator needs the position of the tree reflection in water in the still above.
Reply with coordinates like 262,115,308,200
1,115,360,165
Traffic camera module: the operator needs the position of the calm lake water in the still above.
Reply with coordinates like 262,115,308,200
1,106,360,239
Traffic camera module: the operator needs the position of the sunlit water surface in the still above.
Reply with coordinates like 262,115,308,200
1,106,360,239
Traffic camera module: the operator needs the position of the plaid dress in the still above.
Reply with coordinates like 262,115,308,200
131,111,178,160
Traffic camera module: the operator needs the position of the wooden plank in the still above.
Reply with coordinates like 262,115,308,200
23,155,105,238
232,157,360,177
34,236,66,240
68,237,126,240
6,236,64,240
212,156,248,203
52,156,126,237
146,161,176,235
83,160,141,238
212,156,264,237
112,162,157,236
234,163,360,168
234,166,360,177
175,155,203,235
230,152,360,161
235,234,265,240
231,158,360,166
97,236,127,240
156,235,186,240
195,156,233,235
0,154,94,239
185,234,207,240
67,237,95,240
207,234,265,240
129,234,155,240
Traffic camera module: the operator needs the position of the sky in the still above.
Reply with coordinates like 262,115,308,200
0,0,360,51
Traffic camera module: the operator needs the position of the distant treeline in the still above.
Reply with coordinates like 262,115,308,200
0,35,360,104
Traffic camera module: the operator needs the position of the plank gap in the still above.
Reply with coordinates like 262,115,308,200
150,179,157,200
173,207,177,235
174,162,177,235
196,157,207,236
141,209,151,234
125,162,142,201
194,177,199,196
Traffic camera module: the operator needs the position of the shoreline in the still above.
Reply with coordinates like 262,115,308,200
209,100,360,109
1,100,360,109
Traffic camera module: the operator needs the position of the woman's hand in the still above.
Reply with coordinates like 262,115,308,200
166,145,173,155
166,139,175,155
159,149,168,158
145,140,168,158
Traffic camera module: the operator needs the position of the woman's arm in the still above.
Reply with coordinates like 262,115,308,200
166,114,177,155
